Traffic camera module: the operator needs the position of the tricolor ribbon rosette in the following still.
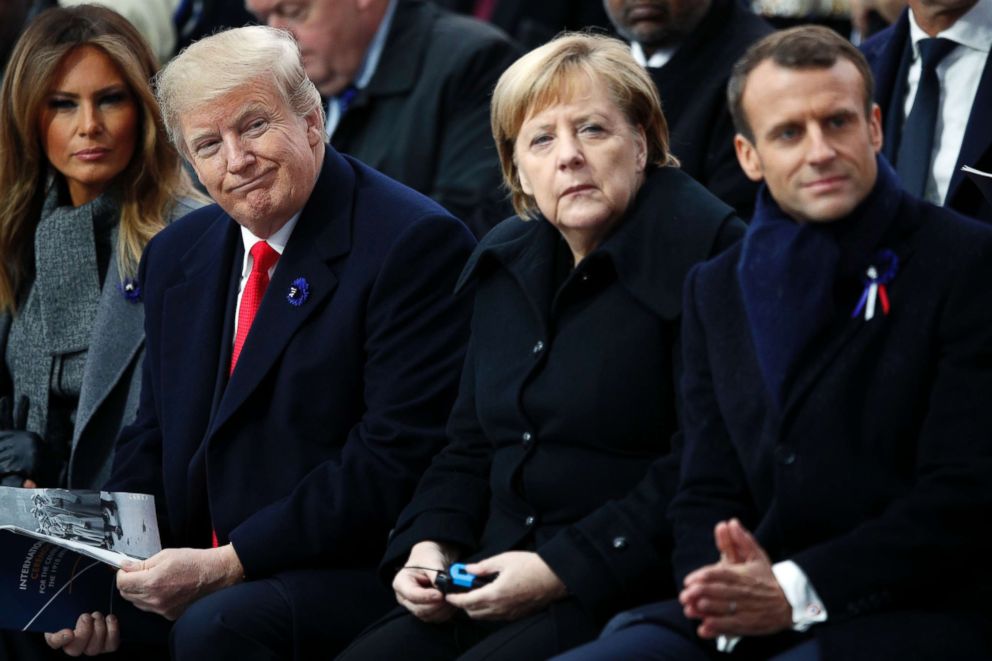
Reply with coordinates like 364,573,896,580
851,249,898,321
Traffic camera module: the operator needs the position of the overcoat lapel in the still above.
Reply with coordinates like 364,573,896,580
208,151,355,441
72,236,144,452
780,213,920,424
160,208,238,464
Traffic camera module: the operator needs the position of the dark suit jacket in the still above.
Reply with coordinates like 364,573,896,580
382,167,744,644
646,0,773,220
862,9,992,222
331,0,520,238
669,188,992,659
106,149,475,621
433,0,614,49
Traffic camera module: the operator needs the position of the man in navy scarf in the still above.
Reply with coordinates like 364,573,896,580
558,25,992,661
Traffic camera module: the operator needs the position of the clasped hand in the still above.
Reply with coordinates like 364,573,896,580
679,519,792,639
394,542,567,623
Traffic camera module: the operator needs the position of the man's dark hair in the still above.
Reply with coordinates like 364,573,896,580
727,25,875,141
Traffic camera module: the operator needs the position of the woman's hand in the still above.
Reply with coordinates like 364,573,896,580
393,541,459,623
444,551,567,621
44,612,120,656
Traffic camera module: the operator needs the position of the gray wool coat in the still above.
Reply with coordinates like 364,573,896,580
0,195,200,489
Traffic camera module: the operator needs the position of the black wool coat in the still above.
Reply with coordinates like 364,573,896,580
669,187,992,659
331,0,521,238
646,0,773,220
382,167,744,631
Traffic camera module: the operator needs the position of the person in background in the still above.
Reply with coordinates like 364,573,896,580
0,4,201,492
557,25,992,661
57,0,179,64
433,0,614,49
45,24,475,659
862,0,992,221
603,0,772,219
0,7,200,661
338,32,744,661
247,0,521,238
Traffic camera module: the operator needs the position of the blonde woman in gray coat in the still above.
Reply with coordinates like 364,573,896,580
0,5,202,489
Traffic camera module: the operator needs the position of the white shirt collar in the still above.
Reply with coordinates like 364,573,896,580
630,41,677,69
238,211,301,277
908,0,992,56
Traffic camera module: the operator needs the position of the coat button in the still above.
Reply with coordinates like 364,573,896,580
774,446,796,465
532,340,545,354
521,431,533,446
524,515,536,527
612,536,627,550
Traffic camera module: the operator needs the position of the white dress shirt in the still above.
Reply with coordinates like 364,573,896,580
630,41,677,69
903,0,992,205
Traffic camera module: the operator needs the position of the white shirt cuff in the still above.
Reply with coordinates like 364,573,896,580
772,560,828,631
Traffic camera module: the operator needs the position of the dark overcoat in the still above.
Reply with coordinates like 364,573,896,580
105,149,475,634
331,0,520,237
645,0,772,219
862,8,992,222
668,187,992,659
382,167,744,639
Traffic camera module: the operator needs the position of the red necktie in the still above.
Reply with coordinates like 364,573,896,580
230,241,279,375
214,241,279,547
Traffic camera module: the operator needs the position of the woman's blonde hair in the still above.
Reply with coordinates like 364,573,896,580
0,4,197,312
491,32,678,219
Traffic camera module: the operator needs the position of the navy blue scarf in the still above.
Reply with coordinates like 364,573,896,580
738,155,903,409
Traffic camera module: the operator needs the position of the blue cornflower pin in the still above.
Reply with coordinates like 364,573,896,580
287,277,310,307
851,249,898,321
118,278,142,303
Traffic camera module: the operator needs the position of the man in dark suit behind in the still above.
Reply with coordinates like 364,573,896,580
248,0,521,238
45,25,475,659
603,0,773,219
558,26,992,661
862,0,992,221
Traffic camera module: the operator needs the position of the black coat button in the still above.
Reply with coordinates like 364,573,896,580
521,431,533,446
774,446,796,465
524,515,536,526
532,341,545,354
612,536,628,550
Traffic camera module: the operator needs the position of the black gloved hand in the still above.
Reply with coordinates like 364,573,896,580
0,430,46,486
0,395,45,487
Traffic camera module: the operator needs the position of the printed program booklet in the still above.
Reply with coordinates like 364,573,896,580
0,487,170,640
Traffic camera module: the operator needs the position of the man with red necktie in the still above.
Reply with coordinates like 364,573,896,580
45,25,475,659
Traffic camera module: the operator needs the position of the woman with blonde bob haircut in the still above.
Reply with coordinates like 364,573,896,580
341,33,745,661
0,5,201,491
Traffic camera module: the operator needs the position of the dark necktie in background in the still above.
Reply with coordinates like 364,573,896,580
895,37,957,198
337,85,358,116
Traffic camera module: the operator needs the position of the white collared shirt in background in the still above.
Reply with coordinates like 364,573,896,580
903,0,992,205
630,41,677,69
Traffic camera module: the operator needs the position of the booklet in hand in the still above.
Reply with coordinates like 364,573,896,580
0,487,170,641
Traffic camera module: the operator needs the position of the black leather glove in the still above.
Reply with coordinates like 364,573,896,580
0,430,46,486
0,395,46,487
